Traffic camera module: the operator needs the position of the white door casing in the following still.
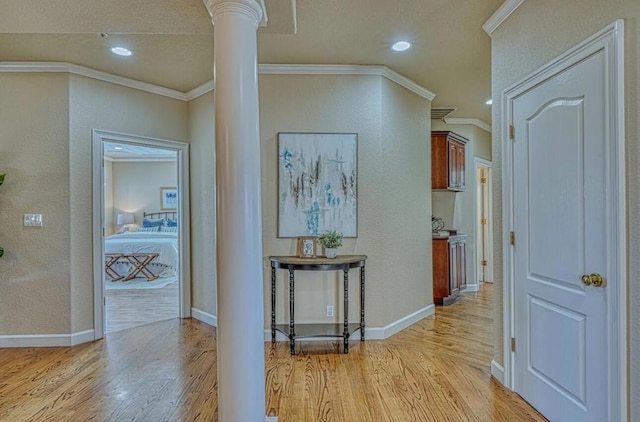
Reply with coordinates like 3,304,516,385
92,130,192,339
502,21,626,422
475,158,493,284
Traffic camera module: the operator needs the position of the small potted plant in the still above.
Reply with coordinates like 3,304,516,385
318,230,343,258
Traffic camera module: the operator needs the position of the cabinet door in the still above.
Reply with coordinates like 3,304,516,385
456,143,466,190
457,240,467,291
448,140,458,188
432,239,450,303
448,140,466,190
432,131,468,191
449,241,460,295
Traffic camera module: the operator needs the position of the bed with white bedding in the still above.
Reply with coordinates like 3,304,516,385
105,231,178,279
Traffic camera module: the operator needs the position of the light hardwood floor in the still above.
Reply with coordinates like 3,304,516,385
105,280,179,333
0,283,547,421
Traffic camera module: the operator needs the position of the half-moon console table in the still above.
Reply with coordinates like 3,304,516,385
269,255,367,355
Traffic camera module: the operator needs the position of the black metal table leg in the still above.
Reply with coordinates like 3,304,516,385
360,264,365,341
343,265,349,353
271,264,276,343
288,265,295,355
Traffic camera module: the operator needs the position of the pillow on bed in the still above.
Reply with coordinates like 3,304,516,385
142,217,166,228
166,218,177,227
136,226,159,232
160,226,177,233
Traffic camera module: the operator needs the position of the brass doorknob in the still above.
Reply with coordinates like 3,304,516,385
581,273,605,288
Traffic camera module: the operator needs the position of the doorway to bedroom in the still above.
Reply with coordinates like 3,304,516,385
92,130,191,338
103,142,179,333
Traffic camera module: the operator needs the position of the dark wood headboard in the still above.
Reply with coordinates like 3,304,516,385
143,211,177,220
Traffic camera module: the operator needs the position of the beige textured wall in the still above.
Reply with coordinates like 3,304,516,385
473,126,492,160
0,73,71,335
259,74,432,328
431,122,492,287
380,79,432,322
69,74,188,332
187,91,217,316
112,161,178,230
491,1,639,417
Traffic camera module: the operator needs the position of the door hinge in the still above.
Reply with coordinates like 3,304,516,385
511,337,516,352
481,260,487,266
509,125,515,140
481,218,487,225
480,177,487,183
510,231,515,246
104,297,106,306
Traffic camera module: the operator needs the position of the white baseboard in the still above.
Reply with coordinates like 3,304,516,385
264,304,435,342
0,329,95,348
491,359,505,385
462,284,480,293
382,304,435,339
191,307,217,327
72,329,96,345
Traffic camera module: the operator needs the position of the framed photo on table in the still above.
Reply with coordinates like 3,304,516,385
160,187,178,210
297,236,318,258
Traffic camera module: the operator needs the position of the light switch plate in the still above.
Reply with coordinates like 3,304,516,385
24,214,43,227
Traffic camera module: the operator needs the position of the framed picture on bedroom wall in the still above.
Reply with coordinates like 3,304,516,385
278,132,358,237
160,187,178,210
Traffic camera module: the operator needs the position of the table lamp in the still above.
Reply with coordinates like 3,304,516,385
116,212,135,232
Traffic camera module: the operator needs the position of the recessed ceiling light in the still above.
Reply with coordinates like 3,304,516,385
113,146,124,150
111,47,132,57
392,41,411,52
485,99,493,105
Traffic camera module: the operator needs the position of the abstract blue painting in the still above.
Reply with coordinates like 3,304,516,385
278,133,357,237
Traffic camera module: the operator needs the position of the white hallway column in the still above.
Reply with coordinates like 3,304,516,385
204,0,269,421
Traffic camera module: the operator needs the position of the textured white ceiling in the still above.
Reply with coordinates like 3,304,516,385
0,0,500,122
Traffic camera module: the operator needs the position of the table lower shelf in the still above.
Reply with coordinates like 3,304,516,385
274,323,363,338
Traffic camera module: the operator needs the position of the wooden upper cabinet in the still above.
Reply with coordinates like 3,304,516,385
431,131,469,191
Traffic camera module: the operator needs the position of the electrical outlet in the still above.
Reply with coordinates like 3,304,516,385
24,214,43,227
326,305,334,317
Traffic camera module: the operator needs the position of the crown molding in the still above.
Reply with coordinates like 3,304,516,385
258,64,436,101
184,64,436,102
483,0,526,36
185,80,215,101
0,62,188,101
0,61,435,104
443,118,492,133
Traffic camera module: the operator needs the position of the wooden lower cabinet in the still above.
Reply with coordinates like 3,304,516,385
433,235,467,305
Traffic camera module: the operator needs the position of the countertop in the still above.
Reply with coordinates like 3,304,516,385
432,232,467,240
